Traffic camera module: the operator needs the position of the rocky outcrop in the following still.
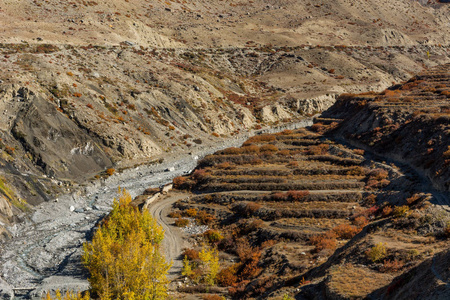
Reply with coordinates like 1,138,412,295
0,277,13,300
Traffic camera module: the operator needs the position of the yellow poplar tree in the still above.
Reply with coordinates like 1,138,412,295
82,189,171,300
199,247,220,286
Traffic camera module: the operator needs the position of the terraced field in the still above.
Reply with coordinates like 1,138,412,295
165,64,450,299
169,125,418,298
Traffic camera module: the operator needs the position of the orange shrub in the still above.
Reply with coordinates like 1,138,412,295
243,202,262,216
106,168,115,176
353,216,369,228
353,149,365,155
217,266,238,286
382,206,393,217
309,231,337,252
175,218,189,227
260,144,278,152
307,143,329,155
381,259,404,273
332,224,360,239
196,210,216,225
182,248,200,260
183,208,198,218
203,295,223,300
287,190,310,201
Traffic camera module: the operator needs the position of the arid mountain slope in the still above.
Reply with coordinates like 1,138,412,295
322,63,450,192
0,0,449,47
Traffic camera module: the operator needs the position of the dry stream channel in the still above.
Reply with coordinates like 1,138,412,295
0,119,313,300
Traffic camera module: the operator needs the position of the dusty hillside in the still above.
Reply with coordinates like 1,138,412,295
322,63,450,192
164,65,450,299
0,41,448,231
0,0,449,48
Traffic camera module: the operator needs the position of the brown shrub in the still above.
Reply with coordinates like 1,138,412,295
183,208,198,218
243,202,262,216
260,144,278,152
353,216,369,228
168,211,182,218
247,134,276,143
217,162,233,169
196,210,216,225
332,224,360,239
381,259,404,273
287,190,310,201
217,266,238,287
183,248,200,260
241,145,260,154
306,143,329,155
175,218,189,227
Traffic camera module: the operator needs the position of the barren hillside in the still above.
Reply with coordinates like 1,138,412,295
0,0,449,47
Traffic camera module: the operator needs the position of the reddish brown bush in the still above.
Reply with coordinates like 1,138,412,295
217,266,238,286
260,144,278,152
168,211,182,218
243,202,262,216
196,210,216,225
247,134,276,143
332,224,360,239
306,143,329,155
353,216,369,228
182,248,200,260
381,259,404,273
173,176,189,189
175,218,189,227
287,190,310,201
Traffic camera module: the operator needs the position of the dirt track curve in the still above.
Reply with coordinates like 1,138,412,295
147,192,191,279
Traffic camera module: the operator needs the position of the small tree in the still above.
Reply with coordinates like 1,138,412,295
198,247,220,286
82,189,171,300
366,242,387,263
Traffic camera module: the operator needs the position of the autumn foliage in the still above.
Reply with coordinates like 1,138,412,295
82,189,170,300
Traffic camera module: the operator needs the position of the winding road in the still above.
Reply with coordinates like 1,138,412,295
147,192,190,279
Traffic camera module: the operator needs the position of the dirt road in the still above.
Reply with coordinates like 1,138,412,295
147,192,191,279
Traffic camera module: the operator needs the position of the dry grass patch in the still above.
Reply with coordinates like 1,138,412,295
327,264,393,299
